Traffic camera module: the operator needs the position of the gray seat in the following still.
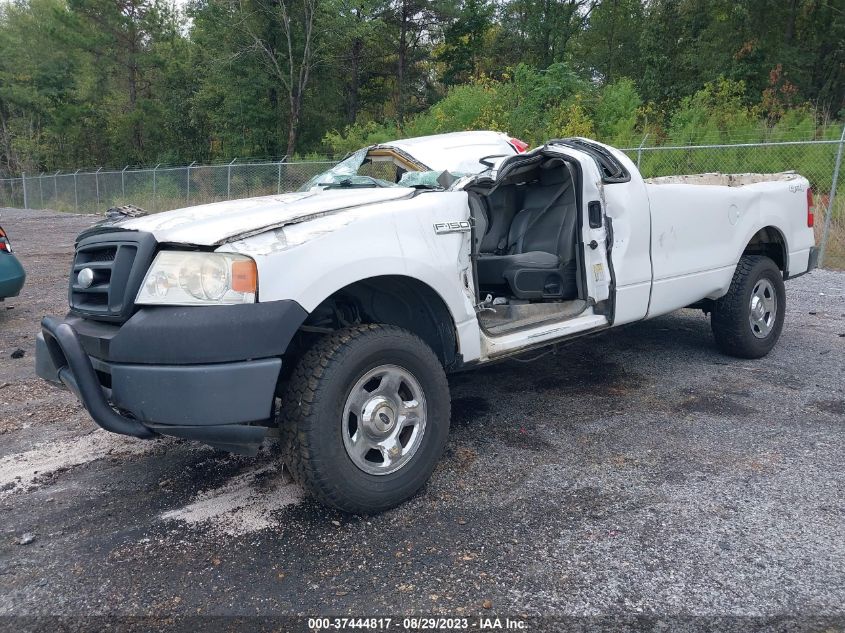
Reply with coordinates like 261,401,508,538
477,185,519,253
476,161,579,300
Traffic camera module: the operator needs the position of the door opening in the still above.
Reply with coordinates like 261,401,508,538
467,155,591,335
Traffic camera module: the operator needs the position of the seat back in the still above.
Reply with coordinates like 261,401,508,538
478,185,519,253
506,161,577,263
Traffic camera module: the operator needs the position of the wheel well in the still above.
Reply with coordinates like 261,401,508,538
301,276,459,369
743,226,787,273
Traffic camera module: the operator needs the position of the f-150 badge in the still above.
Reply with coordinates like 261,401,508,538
434,221,471,234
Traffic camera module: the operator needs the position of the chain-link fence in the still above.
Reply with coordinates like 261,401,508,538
0,159,335,218
1,137,843,268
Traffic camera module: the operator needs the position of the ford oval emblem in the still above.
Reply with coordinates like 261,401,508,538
77,267,94,289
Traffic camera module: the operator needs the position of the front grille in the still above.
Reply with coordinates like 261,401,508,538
69,231,157,322
82,246,118,263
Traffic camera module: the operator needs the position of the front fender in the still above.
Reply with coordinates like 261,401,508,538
218,193,482,362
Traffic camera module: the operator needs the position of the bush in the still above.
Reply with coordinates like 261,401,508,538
323,63,591,151
323,121,400,155
593,78,641,146
668,77,759,144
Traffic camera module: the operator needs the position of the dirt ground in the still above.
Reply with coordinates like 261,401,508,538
1,208,844,631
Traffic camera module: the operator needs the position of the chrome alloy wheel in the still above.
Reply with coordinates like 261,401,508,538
749,278,777,339
341,364,427,475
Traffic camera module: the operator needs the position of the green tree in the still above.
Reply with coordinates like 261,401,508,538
329,0,391,126
497,0,596,68
64,0,183,163
579,0,643,82
436,0,493,86
1,0,844,175
669,77,758,144
593,78,641,144
637,0,685,105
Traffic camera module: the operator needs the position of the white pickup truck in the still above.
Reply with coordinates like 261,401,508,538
37,131,818,513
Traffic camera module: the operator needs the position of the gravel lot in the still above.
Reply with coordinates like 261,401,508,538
0,207,844,630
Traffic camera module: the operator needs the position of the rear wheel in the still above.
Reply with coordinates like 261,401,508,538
711,255,786,359
280,324,450,514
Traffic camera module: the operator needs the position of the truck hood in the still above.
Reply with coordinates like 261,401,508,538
105,188,415,246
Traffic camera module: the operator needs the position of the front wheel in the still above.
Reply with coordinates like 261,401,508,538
711,255,786,359
280,324,450,514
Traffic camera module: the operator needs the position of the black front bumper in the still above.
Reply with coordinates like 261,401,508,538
37,301,308,454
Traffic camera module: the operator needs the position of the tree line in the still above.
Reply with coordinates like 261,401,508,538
0,0,842,175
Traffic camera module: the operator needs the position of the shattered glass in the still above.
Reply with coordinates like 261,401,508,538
301,147,468,191
299,148,397,191
398,171,463,189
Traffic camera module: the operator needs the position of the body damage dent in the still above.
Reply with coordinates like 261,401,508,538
114,188,416,247
224,197,414,254
213,190,418,246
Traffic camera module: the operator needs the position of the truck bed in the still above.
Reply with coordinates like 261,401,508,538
641,170,814,318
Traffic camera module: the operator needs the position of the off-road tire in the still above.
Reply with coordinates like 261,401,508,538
280,324,450,514
711,255,786,359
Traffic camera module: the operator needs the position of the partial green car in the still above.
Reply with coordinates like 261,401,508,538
0,224,25,300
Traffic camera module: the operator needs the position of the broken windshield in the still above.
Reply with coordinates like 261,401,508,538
299,147,466,192
300,149,397,191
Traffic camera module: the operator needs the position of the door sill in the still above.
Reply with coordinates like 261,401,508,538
480,312,609,359
478,299,589,336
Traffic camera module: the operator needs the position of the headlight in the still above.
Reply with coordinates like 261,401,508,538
136,251,257,305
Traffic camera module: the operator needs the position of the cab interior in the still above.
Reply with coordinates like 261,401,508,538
467,155,588,335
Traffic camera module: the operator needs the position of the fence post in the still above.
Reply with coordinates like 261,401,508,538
187,161,195,206
277,155,288,194
95,167,102,210
73,170,79,212
122,165,128,200
38,173,44,209
637,134,649,170
227,158,237,200
819,126,845,268
153,163,160,212
22,173,28,209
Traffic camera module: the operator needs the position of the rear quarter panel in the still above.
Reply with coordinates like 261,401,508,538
645,177,813,317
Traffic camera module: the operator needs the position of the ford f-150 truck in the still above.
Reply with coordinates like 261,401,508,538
36,131,818,513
